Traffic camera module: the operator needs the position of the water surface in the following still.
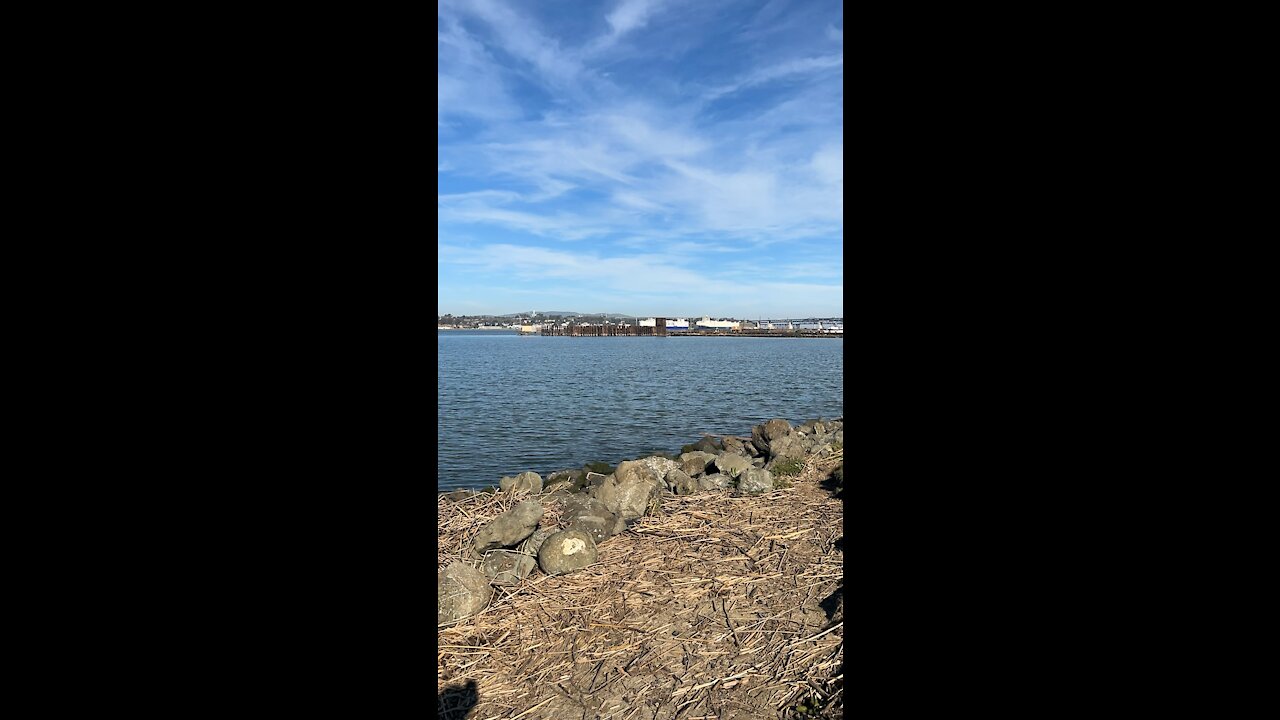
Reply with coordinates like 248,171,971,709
437,331,843,491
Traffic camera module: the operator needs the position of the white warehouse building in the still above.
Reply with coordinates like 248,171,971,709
695,316,740,330
638,318,690,330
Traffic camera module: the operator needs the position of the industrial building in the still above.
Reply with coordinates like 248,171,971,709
638,317,689,331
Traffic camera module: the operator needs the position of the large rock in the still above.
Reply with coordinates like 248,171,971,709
591,460,663,520
743,440,762,457
767,434,805,461
698,473,732,491
517,527,556,556
481,550,537,584
537,530,598,575
721,436,747,455
561,495,624,544
499,471,543,493
472,501,543,552
442,489,480,503
666,469,698,496
750,424,770,454
762,418,793,442
713,452,751,479
692,436,722,454
439,562,491,625
546,469,588,491
798,433,817,453
737,468,775,495
635,456,679,483
678,451,717,477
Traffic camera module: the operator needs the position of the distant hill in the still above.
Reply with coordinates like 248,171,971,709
492,311,691,319
496,308,583,316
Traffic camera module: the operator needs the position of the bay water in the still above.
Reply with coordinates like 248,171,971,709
437,331,844,492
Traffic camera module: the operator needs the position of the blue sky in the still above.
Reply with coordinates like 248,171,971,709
439,0,843,318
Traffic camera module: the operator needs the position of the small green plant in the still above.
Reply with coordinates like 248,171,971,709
773,458,805,477
790,691,825,717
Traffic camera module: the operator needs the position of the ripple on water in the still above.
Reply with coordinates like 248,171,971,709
437,333,843,491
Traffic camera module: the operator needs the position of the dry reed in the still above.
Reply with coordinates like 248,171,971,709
438,457,844,720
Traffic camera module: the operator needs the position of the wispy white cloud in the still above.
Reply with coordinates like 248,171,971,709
704,54,843,101
440,241,842,317
452,0,588,93
606,0,666,38
438,0,843,315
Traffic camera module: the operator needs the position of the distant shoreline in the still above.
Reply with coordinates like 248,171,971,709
438,329,842,338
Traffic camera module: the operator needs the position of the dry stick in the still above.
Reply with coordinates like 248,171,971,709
791,621,843,645
509,697,552,720
721,598,741,649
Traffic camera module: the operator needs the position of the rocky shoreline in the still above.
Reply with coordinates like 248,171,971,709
438,416,845,719
438,416,843,625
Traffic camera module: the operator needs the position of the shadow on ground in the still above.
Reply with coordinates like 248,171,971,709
439,680,478,719
817,463,843,498
819,581,843,620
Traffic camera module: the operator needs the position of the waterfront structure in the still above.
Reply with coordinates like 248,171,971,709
695,316,740,330
639,317,689,331
540,323,662,336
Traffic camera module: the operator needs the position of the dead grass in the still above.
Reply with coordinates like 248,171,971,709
438,453,844,720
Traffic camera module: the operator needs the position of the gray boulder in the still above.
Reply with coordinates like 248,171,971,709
743,440,762,457
542,487,577,502
713,452,751,479
546,469,588,492
737,468,775,495
721,436,747,455
698,473,733,491
517,527,556,556
798,433,817,453
750,424,769,454
561,495,624,544
666,469,698,496
635,456,679,482
752,457,766,468
441,489,480,503
767,433,806,461
438,562,491,625
691,436,722,454
591,460,663,520
762,418,793,442
537,530,598,575
481,550,537,584
499,471,543,493
472,501,542,552
678,451,717,477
